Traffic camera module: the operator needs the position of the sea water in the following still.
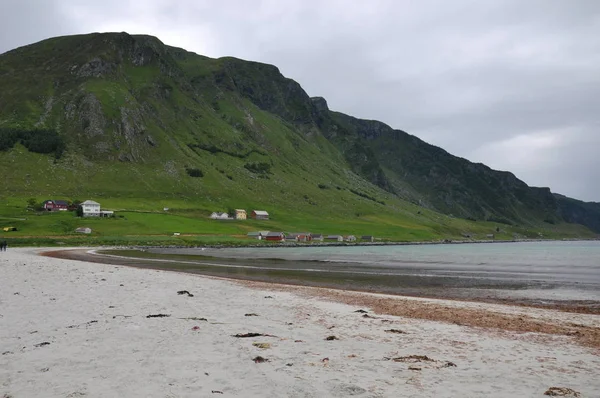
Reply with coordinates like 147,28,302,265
155,241,600,305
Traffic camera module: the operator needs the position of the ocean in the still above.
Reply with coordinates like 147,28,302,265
148,241,600,310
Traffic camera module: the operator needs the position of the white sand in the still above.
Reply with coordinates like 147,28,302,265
1,248,598,397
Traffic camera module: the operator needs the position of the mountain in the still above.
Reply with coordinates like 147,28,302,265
0,32,598,237
554,194,600,233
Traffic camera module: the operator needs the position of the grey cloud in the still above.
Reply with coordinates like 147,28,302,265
0,0,75,54
1,0,599,200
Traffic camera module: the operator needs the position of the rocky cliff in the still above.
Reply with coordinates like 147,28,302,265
1,32,598,233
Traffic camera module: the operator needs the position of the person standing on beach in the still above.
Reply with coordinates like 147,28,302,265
0,240,6,251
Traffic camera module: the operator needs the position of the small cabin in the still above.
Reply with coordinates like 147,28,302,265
264,232,285,242
325,235,344,242
42,200,69,211
345,235,357,242
312,234,324,242
285,234,298,242
294,233,312,242
247,231,270,240
361,235,374,242
235,209,247,220
210,212,230,220
251,210,269,220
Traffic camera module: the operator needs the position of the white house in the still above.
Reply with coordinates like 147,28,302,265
81,200,101,217
210,212,230,220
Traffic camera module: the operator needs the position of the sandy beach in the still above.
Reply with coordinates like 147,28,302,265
1,248,599,397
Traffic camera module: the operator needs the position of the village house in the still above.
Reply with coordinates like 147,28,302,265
235,209,247,220
247,231,270,240
251,210,269,220
80,200,113,218
264,232,285,242
325,235,344,242
361,235,374,242
284,234,298,242
345,235,357,242
210,212,230,220
312,234,324,242
293,233,312,242
42,200,69,211
80,200,101,217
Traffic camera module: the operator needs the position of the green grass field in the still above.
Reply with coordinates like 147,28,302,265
0,194,594,247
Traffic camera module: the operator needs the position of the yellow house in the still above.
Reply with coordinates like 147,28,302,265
235,209,247,220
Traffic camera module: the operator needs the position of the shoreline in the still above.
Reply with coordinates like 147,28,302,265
43,248,600,349
43,247,600,316
5,235,599,250
135,236,600,250
1,247,598,397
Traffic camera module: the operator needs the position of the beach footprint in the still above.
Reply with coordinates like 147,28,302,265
326,380,367,396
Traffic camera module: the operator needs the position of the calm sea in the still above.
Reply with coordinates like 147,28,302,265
153,241,600,307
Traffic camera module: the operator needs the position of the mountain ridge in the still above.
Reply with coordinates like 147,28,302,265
1,32,598,237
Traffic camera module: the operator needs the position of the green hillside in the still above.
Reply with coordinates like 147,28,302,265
0,32,597,245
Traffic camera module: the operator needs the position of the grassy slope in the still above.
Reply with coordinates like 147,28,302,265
0,33,595,245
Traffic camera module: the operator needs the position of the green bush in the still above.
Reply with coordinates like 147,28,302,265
0,128,66,159
244,162,271,174
185,167,204,177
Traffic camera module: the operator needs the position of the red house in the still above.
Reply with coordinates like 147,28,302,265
42,200,69,211
296,233,312,242
264,232,285,242
287,233,312,242
251,210,269,220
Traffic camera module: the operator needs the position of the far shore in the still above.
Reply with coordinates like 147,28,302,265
127,236,600,250
2,233,598,250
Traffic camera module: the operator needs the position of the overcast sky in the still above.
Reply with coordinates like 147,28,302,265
2,0,599,201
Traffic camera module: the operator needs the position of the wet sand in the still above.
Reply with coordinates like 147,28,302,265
45,248,600,315
43,248,600,349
